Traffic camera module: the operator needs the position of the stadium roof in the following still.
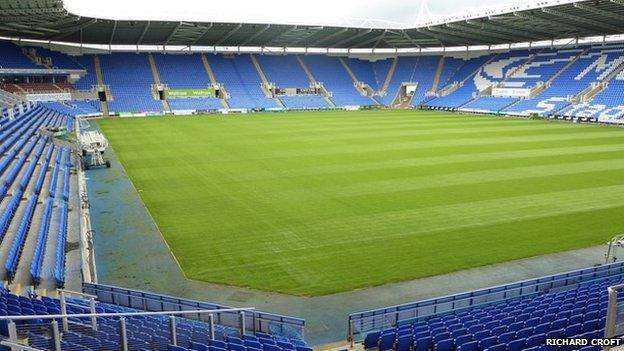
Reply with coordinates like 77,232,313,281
0,0,624,49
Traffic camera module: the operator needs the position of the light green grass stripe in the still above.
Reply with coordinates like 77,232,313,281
198,144,624,182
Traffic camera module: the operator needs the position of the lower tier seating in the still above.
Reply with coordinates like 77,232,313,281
0,287,310,351
363,274,619,351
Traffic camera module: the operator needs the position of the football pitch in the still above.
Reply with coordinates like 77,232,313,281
98,110,624,296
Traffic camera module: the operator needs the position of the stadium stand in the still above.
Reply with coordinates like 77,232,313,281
0,284,311,351
425,55,496,109
502,45,624,117
346,58,390,93
423,45,624,120
0,40,621,121
255,55,328,108
73,55,97,90
0,42,39,69
26,47,83,70
208,54,278,109
301,55,370,106
99,53,162,113
257,55,311,88
44,101,100,116
154,54,223,111
0,104,78,290
356,263,624,351
2,0,624,347
377,56,438,106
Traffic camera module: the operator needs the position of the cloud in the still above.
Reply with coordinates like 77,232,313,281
64,0,550,29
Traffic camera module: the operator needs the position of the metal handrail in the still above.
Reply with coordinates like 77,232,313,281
0,341,42,351
58,289,97,299
0,307,255,321
83,282,305,326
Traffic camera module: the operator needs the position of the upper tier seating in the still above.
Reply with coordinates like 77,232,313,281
0,42,38,69
27,47,83,70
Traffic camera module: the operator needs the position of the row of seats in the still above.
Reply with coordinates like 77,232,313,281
167,333,312,351
364,274,621,351
29,168,54,284
54,149,72,287
155,54,223,111
0,288,309,351
4,136,49,279
0,105,75,288
0,42,38,69
44,101,101,117
301,55,370,106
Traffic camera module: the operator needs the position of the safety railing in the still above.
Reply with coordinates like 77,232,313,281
347,262,624,343
83,282,306,340
1,305,255,351
605,283,624,351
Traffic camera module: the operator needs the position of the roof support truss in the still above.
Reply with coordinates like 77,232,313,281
51,18,97,40
331,29,372,47
513,11,584,33
426,26,487,45
573,2,624,23
164,22,182,45
108,21,117,46
416,28,466,46
137,21,150,45
239,24,271,46
446,23,517,42
541,7,621,32
308,28,349,46
214,23,243,46
467,19,543,40
352,30,387,48
485,17,554,37
190,23,214,46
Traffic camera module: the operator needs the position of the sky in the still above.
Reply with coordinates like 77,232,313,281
63,0,576,29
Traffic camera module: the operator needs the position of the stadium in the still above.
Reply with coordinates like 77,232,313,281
0,0,622,349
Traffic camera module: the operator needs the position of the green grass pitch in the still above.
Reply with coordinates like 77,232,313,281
98,110,624,296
